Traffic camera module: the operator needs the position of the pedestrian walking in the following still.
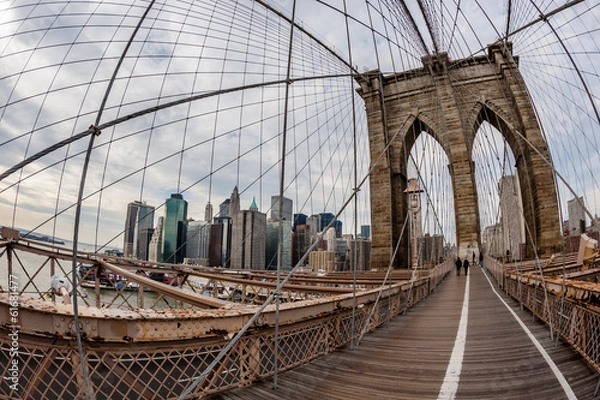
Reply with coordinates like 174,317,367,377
479,252,483,268
455,257,462,276
472,251,475,264
463,258,469,275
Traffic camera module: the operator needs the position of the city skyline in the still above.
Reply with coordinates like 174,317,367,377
121,187,372,271
0,1,597,259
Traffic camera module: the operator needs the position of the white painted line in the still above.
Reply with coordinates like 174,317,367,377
437,270,470,400
481,269,578,400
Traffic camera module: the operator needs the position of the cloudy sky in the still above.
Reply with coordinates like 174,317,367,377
0,0,598,250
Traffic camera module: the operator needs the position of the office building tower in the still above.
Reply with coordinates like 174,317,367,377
483,223,503,258
498,175,524,260
186,220,210,263
124,202,138,257
335,238,349,270
138,227,155,261
161,193,188,264
419,234,445,264
361,225,371,240
348,238,372,271
124,201,155,260
204,202,213,222
292,225,312,267
231,197,266,269
219,198,230,217
148,216,163,262
209,223,223,267
271,195,293,221
211,216,232,267
309,250,336,272
319,212,335,232
568,197,586,235
307,214,319,237
229,186,241,217
333,220,342,238
266,220,293,270
324,227,337,252
293,213,307,231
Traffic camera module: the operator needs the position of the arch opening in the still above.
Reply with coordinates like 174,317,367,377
473,120,525,261
406,128,455,268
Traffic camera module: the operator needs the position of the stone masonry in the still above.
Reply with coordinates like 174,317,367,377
356,42,561,269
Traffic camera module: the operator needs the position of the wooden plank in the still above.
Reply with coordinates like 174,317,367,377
210,267,599,399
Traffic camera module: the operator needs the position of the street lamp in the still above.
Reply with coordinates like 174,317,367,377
404,178,423,269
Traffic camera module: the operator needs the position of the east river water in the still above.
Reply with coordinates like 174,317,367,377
0,241,174,310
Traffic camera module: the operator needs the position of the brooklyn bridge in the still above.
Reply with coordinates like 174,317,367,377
0,1,599,399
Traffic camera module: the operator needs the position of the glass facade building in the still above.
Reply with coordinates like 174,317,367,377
161,193,188,264
124,200,155,260
270,195,293,221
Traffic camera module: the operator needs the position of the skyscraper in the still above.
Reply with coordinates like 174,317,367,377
219,198,230,217
292,224,312,267
211,215,232,268
360,225,371,240
348,238,372,271
319,212,335,231
161,193,188,264
266,220,293,270
124,201,155,260
186,220,210,263
568,196,586,235
323,227,337,252
148,216,163,262
306,214,319,237
204,202,213,222
229,186,241,217
231,197,266,269
419,234,445,264
499,175,524,260
293,213,307,231
270,195,293,221
333,220,342,238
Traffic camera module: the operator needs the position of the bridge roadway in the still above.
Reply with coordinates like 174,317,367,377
210,265,600,399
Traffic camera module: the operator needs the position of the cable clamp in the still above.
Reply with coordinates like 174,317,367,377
89,125,102,136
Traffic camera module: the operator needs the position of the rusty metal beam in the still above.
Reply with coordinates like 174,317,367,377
0,277,426,342
98,260,229,309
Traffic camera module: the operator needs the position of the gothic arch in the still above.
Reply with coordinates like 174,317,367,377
357,42,561,269
468,101,559,259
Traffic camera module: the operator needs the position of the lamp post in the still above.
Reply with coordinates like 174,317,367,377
404,178,423,270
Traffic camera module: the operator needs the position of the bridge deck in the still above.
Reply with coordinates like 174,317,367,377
210,266,599,399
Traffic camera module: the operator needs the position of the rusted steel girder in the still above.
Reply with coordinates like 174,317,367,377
0,279,419,343
98,260,229,308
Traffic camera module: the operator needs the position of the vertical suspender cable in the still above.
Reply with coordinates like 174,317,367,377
274,0,297,389
342,0,359,350
70,3,157,398
71,132,99,400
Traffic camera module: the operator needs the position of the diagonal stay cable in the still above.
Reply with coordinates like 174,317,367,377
178,100,419,399
354,211,409,347
0,73,353,183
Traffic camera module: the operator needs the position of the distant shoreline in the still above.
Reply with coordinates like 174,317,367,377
1,225,65,245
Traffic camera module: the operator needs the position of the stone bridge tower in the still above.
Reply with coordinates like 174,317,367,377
357,42,561,269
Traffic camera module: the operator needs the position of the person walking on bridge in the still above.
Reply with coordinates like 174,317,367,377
463,257,469,275
455,256,462,276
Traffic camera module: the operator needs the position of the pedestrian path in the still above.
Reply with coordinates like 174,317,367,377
210,266,599,399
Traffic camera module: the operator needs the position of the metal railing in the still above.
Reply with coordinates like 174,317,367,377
0,238,373,311
485,255,600,375
0,238,453,399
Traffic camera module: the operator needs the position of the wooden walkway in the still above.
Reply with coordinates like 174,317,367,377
209,265,600,399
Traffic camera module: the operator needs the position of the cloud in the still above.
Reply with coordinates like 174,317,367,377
0,0,598,251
